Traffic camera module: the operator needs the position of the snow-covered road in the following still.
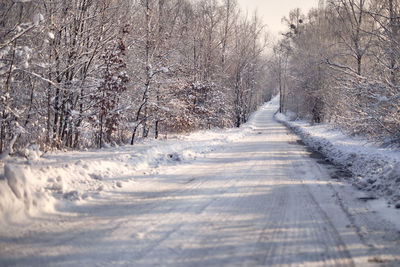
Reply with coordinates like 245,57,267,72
1,101,400,266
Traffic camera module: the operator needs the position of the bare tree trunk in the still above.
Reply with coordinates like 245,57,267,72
279,57,284,113
221,0,232,66
234,70,242,127
155,120,159,139
389,0,398,85
141,0,152,138
1,34,17,154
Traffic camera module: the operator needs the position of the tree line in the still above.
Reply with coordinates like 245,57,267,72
0,0,272,154
272,0,400,146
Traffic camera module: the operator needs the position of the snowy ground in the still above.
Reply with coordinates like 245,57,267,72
0,117,254,225
275,110,400,208
1,97,400,266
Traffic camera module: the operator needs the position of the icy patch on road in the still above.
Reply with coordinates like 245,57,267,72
275,110,400,207
0,100,274,225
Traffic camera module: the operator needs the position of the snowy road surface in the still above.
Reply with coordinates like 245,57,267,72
1,102,400,266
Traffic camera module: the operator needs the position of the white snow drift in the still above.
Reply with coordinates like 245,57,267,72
0,111,258,224
276,107,400,208
1,95,399,226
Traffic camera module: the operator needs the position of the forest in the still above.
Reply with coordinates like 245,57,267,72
1,0,400,156
0,0,271,154
274,0,400,147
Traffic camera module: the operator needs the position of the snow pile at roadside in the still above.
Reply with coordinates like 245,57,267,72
0,163,55,224
0,101,270,224
275,110,400,207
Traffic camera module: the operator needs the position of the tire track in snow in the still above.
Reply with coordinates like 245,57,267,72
2,99,400,266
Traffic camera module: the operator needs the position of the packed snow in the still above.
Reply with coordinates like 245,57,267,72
0,112,256,225
1,96,399,226
275,108,400,208
1,96,400,266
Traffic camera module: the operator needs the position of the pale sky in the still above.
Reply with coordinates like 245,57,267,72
236,0,319,38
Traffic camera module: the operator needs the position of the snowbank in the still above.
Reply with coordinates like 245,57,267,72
0,103,267,225
0,163,55,223
275,111,400,207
